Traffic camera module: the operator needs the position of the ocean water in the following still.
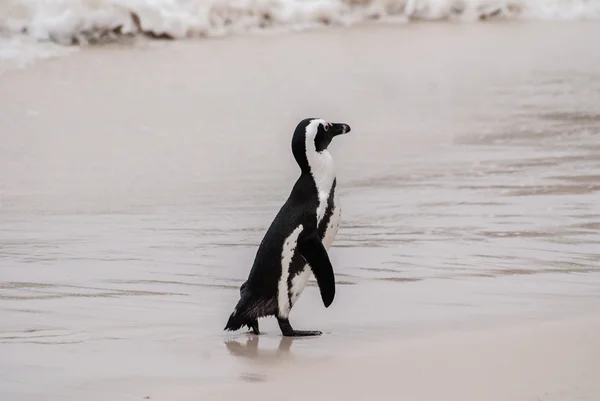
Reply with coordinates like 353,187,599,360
1,0,600,71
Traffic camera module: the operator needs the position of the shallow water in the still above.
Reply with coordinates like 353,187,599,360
1,22,600,401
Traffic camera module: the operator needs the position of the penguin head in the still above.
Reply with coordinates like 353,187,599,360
291,118,351,171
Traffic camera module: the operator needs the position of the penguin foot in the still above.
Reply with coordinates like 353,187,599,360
284,330,322,337
277,317,322,337
247,319,260,335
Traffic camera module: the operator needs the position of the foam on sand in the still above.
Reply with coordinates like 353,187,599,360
2,0,600,46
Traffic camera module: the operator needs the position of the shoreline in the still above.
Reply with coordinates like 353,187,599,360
3,19,600,77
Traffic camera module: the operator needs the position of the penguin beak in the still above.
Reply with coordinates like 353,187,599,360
331,123,351,137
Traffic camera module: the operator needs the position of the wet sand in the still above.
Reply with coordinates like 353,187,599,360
180,316,600,401
1,22,600,401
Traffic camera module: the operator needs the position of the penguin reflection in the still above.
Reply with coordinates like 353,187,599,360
225,335,294,363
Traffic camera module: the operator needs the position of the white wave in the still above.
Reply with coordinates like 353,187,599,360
0,0,599,68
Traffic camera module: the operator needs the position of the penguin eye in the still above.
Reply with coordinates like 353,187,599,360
323,123,330,132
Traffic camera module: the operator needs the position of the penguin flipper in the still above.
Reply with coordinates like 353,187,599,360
298,230,335,307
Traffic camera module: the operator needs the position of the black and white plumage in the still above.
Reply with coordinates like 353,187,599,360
224,118,351,337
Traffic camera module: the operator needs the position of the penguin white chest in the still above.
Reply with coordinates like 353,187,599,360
289,181,340,308
322,198,341,250
287,147,340,311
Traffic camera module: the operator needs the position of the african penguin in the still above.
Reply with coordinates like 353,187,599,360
224,118,351,337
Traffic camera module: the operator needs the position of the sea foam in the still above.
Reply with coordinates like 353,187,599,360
1,0,599,70
2,0,600,43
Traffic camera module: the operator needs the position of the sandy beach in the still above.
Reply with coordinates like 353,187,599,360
192,316,600,401
27,315,600,401
1,20,600,401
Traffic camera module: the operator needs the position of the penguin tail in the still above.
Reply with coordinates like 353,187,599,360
224,310,245,332
224,284,255,332
224,304,256,332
